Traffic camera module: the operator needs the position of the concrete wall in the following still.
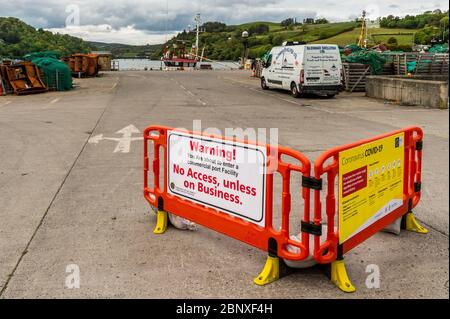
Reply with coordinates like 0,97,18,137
366,76,449,109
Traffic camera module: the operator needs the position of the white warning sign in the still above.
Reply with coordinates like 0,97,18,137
167,130,267,227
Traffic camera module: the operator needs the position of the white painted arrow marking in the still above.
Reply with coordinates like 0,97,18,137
88,134,104,144
88,124,143,153
113,125,142,153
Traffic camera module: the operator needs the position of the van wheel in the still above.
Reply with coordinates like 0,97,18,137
261,77,269,90
291,82,300,98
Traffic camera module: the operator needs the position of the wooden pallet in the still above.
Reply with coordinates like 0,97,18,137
387,53,449,75
343,63,372,92
343,53,448,93
381,62,394,75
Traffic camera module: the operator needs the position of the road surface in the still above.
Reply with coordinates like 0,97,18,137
0,70,448,298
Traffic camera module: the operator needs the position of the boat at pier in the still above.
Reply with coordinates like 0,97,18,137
161,40,197,68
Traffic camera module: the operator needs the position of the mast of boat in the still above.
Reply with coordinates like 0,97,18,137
165,0,169,43
200,46,205,62
194,13,201,59
161,0,169,69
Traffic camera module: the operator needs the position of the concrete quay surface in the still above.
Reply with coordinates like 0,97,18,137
0,70,448,298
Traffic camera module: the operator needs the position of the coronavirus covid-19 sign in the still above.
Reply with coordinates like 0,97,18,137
338,133,405,244
167,130,267,227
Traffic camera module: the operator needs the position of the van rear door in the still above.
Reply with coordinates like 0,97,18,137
303,45,341,86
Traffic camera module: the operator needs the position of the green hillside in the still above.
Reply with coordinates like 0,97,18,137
155,10,448,60
153,21,418,60
0,17,90,58
236,21,283,31
1,10,447,61
152,21,358,60
313,27,415,47
87,41,161,58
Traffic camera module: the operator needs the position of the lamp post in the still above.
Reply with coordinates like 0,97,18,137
241,30,249,68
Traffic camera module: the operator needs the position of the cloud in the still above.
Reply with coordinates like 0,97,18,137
48,25,178,45
1,0,448,44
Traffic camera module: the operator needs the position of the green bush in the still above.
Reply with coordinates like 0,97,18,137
248,24,269,35
414,26,441,44
248,37,263,46
318,31,328,40
271,35,284,46
387,37,398,45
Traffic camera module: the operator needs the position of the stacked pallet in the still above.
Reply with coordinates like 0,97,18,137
381,62,395,75
380,54,395,74
342,63,372,92
391,53,411,75
391,53,449,75
416,53,448,74
344,53,448,93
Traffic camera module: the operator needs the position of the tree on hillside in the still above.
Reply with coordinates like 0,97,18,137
387,37,398,45
0,17,89,58
248,24,269,35
202,22,227,32
380,10,449,29
440,16,449,41
0,32,21,44
414,26,440,44
315,18,329,24
271,35,284,46
178,30,189,40
281,18,295,27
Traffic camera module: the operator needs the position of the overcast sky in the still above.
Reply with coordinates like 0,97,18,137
1,0,448,44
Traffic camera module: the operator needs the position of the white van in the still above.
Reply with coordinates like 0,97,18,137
260,43,342,98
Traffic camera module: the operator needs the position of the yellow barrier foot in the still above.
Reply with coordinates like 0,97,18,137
254,256,280,286
330,260,356,293
405,212,428,234
153,210,168,234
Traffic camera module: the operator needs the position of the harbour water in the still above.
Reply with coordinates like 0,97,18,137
113,59,240,71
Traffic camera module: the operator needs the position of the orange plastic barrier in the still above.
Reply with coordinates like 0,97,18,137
143,125,427,292
144,126,314,262
312,126,424,266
